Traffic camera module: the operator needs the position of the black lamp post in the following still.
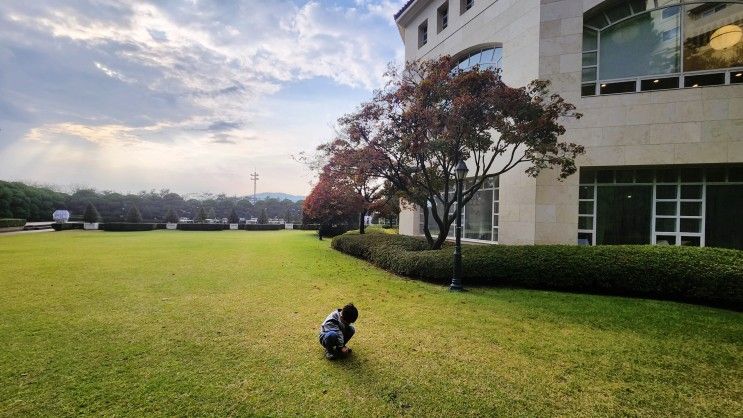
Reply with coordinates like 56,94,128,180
450,160,468,291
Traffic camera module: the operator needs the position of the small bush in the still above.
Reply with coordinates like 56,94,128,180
244,224,283,231
320,224,350,238
101,223,155,232
83,203,100,223
331,234,743,309
194,207,207,223
164,208,179,224
126,206,143,223
258,208,268,224
51,223,83,231
228,208,239,224
0,218,26,228
177,223,225,231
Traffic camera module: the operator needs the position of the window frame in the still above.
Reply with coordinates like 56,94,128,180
582,1,743,96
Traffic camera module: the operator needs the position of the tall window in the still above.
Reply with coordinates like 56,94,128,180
418,20,428,48
578,165,743,249
582,1,743,95
419,176,500,243
438,2,449,33
460,0,473,15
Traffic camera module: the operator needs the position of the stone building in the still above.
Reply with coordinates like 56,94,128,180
394,0,743,249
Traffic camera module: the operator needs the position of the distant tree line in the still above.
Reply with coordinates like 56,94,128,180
0,180,304,222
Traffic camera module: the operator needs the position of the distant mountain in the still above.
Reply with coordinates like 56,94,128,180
253,192,304,202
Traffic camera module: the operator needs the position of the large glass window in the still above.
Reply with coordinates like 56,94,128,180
578,165,743,249
454,47,503,72
583,1,743,95
419,176,499,243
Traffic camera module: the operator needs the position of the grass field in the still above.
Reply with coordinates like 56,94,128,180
1,230,741,416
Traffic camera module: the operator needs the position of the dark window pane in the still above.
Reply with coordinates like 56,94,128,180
680,201,701,216
629,0,648,14
493,228,498,242
579,201,594,215
582,67,597,82
655,218,677,232
729,166,743,182
600,81,636,94
657,168,678,183
733,71,743,83
706,166,726,182
579,216,593,230
584,14,608,30
656,185,677,199
680,236,701,247
578,232,593,245
605,3,632,23
684,73,725,88
583,28,598,50
635,169,654,183
583,52,597,66
582,83,596,96
640,77,680,91
493,202,499,214
656,235,676,245
579,186,594,199
597,170,614,183
616,170,634,183
681,185,702,199
680,167,703,182
656,201,677,216
580,169,596,184
493,215,498,226
680,218,701,233
596,186,652,244
705,185,743,249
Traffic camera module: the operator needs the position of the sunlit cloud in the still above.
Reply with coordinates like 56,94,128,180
0,0,403,195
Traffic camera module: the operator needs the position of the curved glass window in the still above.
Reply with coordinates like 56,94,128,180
582,1,743,95
453,46,503,72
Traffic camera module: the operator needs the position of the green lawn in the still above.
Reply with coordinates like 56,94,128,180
0,231,741,416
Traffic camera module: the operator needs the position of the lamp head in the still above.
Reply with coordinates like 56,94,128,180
455,160,469,181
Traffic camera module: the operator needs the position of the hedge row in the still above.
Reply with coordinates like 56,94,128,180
244,224,284,231
331,233,743,309
51,222,83,231
176,223,225,231
0,218,26,228
101,223,156,232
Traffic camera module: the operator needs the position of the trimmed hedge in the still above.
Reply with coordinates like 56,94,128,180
51,222,83,231
101,223,156,232
243,224,284,231
0,218,26,228
331,233,743,309
177,223,225,231
293,224,320,230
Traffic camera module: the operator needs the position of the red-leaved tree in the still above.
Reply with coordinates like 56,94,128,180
303,167,364,236
332,56,584,249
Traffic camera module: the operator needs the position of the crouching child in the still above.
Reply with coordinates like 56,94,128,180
319,303,358,360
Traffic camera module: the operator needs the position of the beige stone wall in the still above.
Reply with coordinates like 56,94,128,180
535,0,743,244
396,0,543,244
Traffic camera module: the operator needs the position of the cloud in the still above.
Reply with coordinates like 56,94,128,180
0,0,404,194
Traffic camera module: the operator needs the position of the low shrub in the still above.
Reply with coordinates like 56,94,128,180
0,218,26,228
244,224,284,231
177,223,225,231
51,223,83,231
294,224,320,230
320,224,350,238
331,234,743,309
83,203,100,223
101,223,156,232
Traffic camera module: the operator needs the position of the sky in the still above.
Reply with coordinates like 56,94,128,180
0,0,404,196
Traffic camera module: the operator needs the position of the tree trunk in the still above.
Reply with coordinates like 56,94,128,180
421,205,434,248
358,210,367,234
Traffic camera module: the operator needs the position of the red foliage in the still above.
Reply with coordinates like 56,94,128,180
302,168,364,225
